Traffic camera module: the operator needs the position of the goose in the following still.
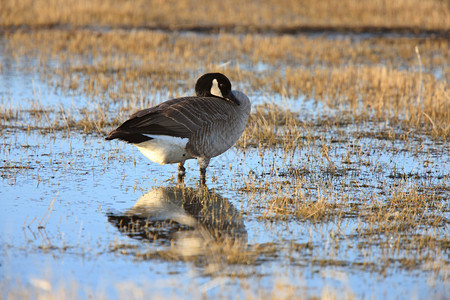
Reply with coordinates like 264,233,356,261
106,73,251,184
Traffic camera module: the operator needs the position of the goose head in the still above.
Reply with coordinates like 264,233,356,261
195,73,241,105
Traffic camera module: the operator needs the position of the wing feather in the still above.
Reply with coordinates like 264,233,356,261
106,96,234,143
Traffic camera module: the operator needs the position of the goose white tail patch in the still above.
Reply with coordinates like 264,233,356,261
210,79,223,98
135,135,192,165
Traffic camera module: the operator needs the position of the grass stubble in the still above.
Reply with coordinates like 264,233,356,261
1,1,449,299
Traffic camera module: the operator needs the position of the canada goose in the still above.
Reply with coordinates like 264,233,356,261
106,73,251,184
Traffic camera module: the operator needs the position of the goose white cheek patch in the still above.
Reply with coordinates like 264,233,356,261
210,79,223,98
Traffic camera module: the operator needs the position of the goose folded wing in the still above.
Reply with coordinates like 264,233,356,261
114,97,215,138
107,97,233,142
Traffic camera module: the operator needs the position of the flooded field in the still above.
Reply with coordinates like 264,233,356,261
1,1,449,299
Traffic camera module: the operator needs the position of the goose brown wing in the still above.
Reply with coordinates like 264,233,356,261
106,96,231,143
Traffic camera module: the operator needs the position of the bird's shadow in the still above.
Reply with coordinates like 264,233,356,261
107,185,247,257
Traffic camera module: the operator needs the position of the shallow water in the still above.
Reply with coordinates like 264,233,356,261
1,39,449,299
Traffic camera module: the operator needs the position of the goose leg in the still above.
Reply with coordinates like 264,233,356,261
177,162,186,183
197,157,210,185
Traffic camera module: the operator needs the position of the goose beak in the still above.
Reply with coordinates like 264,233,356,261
225,91,240,106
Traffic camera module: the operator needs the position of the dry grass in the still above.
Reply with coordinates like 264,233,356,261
237,103,303,149
3,29,448,138
1,0,449,31
282,65,450,137
361,186,447,234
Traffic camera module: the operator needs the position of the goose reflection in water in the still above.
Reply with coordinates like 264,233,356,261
107,186,247,257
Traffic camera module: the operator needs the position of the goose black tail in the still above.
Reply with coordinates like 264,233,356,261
105,130,153,144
